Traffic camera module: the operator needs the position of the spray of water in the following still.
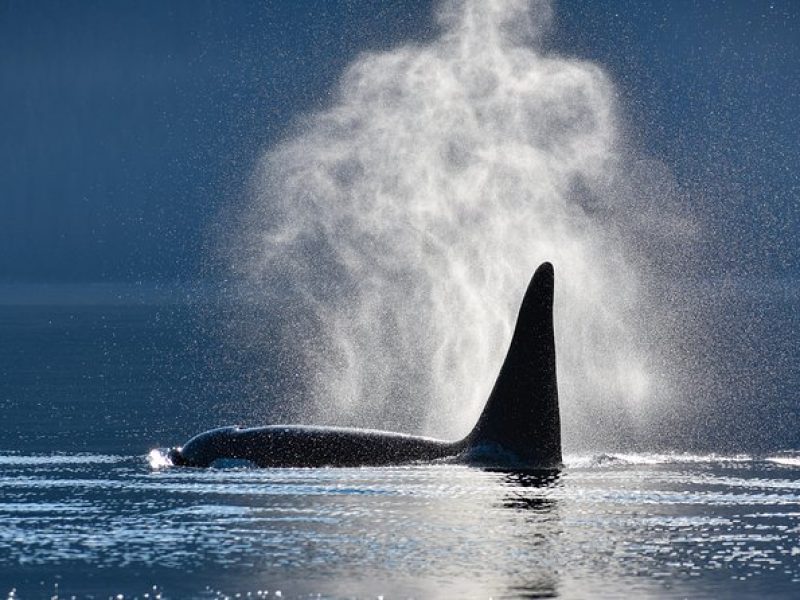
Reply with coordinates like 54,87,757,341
223,0,679,450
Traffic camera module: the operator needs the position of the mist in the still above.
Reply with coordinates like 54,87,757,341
220,0,699,451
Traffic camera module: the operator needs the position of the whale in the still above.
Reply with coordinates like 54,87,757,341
168,262,561,470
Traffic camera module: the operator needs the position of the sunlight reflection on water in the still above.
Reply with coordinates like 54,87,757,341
1,452,799,598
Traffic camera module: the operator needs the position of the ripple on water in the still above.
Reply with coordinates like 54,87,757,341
0,452,798,598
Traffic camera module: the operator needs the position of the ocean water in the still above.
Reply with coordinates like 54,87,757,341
2,452,800,599
2,302,799,599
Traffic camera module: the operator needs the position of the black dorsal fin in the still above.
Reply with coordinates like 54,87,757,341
465,262,562,468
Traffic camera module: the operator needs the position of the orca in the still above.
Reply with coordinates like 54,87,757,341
168,262,561,470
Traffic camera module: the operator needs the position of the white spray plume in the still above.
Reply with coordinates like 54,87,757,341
227,0,671,449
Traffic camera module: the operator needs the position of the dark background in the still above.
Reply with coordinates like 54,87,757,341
0,0,797,452
2,0,796,284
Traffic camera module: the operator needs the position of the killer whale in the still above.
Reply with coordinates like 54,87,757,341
168,262,561,470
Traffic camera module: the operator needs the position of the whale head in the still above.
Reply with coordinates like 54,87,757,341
168,426,240,467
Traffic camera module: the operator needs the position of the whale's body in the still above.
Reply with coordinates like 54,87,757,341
170,425,464,468
169,262,561,470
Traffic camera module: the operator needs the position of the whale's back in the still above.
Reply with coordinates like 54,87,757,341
168,262,562,470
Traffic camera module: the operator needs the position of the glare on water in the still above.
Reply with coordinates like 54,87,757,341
1,452,799,598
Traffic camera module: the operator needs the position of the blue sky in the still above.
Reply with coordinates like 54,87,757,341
1,0,797,283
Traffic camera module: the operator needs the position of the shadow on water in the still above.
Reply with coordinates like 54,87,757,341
497,469,562,512
489,469,563,598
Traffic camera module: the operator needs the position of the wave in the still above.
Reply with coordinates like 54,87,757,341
5,450,792,471
765,454,800,467
565,452,754,469
0,453,126,466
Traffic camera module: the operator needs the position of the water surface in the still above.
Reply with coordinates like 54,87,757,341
2,302,798,598
2,452,799,598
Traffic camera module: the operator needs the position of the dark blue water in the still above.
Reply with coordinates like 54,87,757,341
2,300,799,599
0,299,283,456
